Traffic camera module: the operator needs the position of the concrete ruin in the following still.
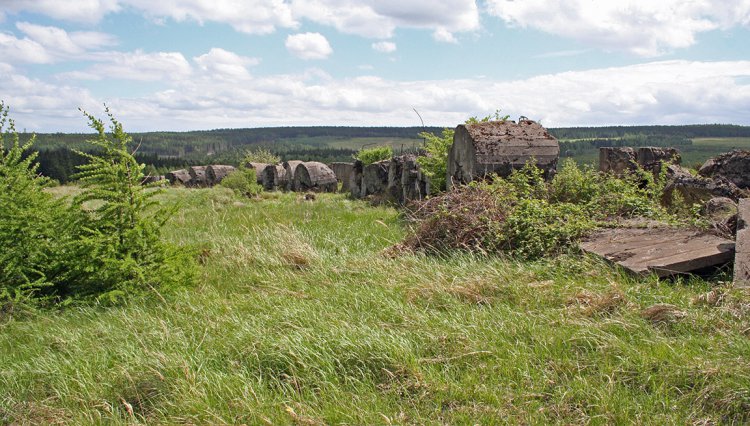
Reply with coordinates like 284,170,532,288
283,160,304,192
637,147,681,175
599,146,681,176
206,165,236,186
188,166,208,187
244,162,268,185
349,160,364,198
734,198,750,287
348,155,429,204
699,150,750,189
599,147,638,176
329,162,354,192
386,154,429,204
293,162,338,192
140,175,165,185
261,164,287,191
165,169,191,186
447,119,559,189
360,160,390,198
662,172,745,207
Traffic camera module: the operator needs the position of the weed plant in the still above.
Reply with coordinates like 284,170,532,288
401,159,682,259
355,145,393,165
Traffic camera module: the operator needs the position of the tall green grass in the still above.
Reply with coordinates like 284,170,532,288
1,188,749,424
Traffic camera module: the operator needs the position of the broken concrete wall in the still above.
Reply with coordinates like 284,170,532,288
599,147,637,175
244,162,269,185
699,150,750,189
447,119,559,190
349,160,364,198
283,160,304,191
662,174,745,207
361,160,389,197
260,164,286,191
734,199,750,287
206,165,236,186
637,147,681,175
599,146,680,176
165,169,191,186
387,155,429,204
329,162,354,192
294,162,338,193
188,166,209,187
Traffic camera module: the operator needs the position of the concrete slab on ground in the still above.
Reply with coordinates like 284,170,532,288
580,227,735,278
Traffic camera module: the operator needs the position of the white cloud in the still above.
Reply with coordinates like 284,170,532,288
3,0,480,40
0,23,116,64
486,0,750,56
79,50,192,81
0,31,53,63
16,22,117,54
4,56,750,131
1,0,121,23
432,28,457,43
120,0,297,34
290,0,479,39
285,32,333,60
372,41,396,53
193,48,259,79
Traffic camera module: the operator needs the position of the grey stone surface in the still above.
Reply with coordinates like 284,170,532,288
599,147,637,175
581,227,735,278
637,147,681,175
662,174,745,207
734,198,750,287
293,162,338,193
447,119,559,189
699,150,750,189
329,162,354,192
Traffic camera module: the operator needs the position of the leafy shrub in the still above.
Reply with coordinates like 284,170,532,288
1,103,196,305
0,102,73,302
243,148,280,165
221,167,263,197
417,128,453,193
65,108,196,302
399,159,676,259
355,145,392,165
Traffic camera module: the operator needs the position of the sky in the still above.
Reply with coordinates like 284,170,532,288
1,0,749,132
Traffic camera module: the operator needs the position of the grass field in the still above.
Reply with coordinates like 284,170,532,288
2,188,750,424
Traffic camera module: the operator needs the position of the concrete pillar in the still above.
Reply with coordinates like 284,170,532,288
734,198,750,287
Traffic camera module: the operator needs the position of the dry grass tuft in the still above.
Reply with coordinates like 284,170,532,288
568,286,629,317
273,227,319,270
641,303,687,325
399,185,511,253
407,276,515,307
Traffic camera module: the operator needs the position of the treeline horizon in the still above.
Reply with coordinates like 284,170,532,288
12,123,750,183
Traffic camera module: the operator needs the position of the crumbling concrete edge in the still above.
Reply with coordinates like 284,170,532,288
734,198,750,287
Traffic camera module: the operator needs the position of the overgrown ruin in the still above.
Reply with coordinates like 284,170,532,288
447,119,560,189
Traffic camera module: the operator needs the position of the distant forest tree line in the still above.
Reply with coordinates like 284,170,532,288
14,124,750,183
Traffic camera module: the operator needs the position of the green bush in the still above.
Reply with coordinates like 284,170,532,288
221,167,263,197
66,108,196,302
243,148,280,165
1,103,196,306
417,128,453,193
0,102,73,303
401,159,679,259
355,145,392,165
